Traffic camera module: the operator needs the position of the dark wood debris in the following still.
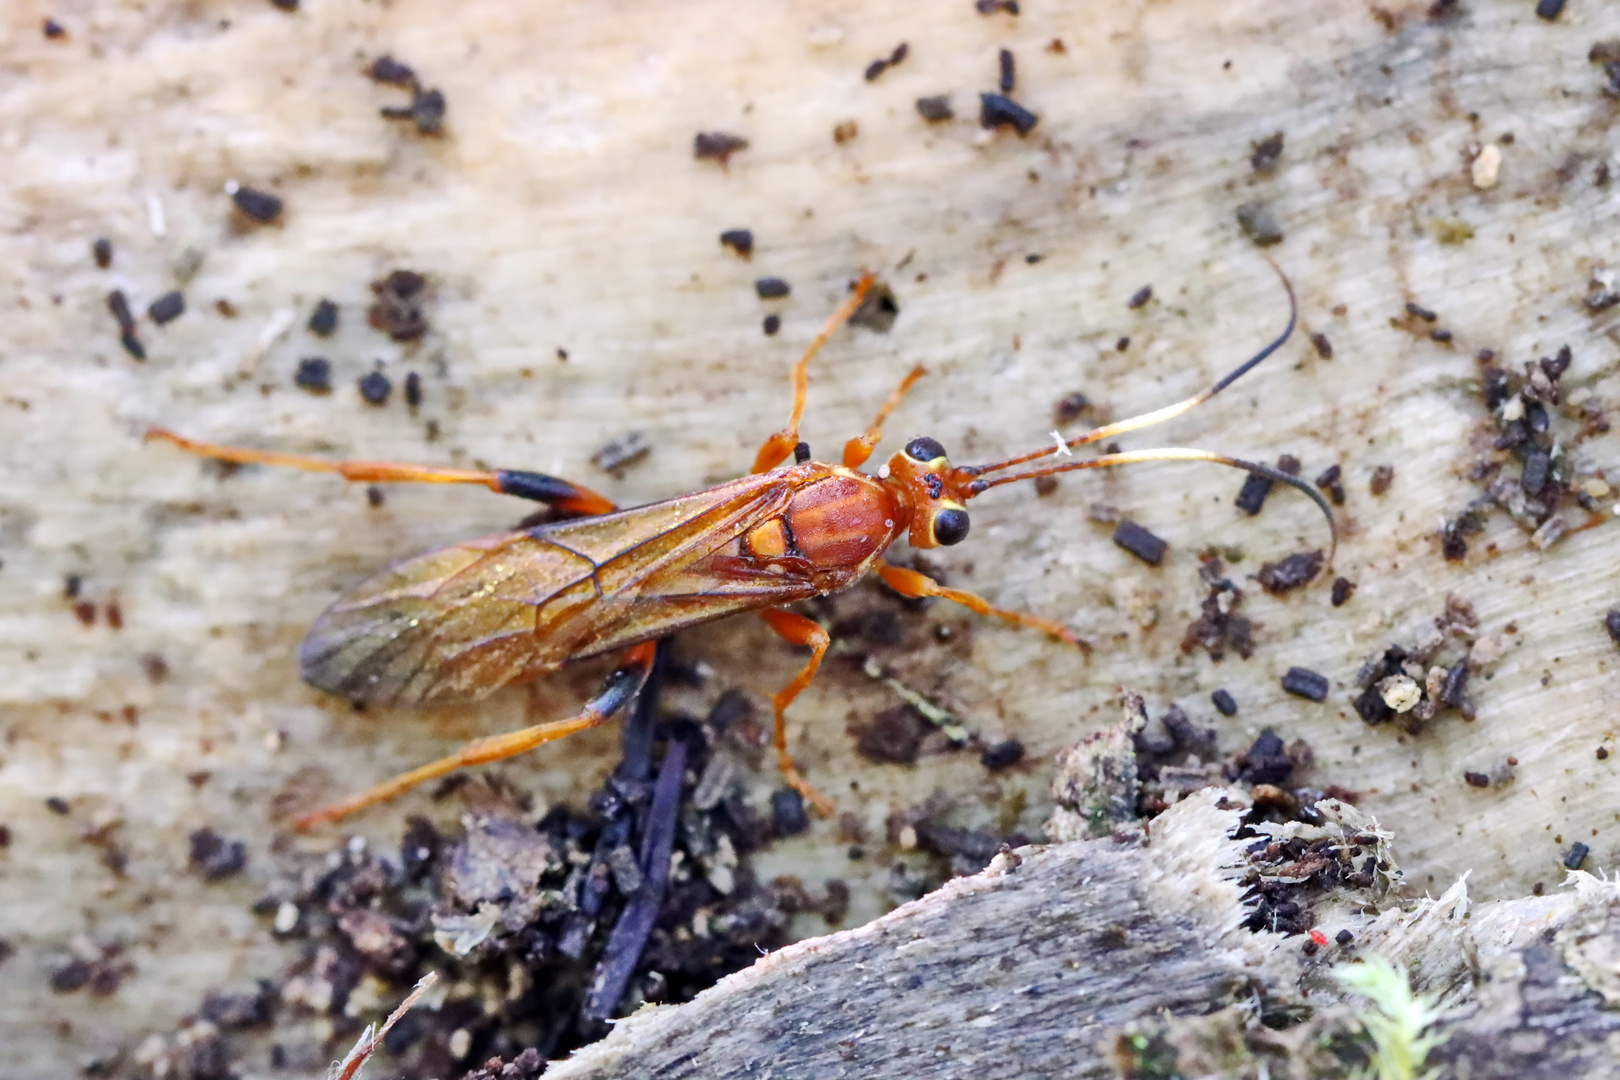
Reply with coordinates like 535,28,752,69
230,184,284,224
719,229,754,259
1256,550,1324,594
294,357,332,394
358,370,392,406
1235,200,1283,246
865,42,909,82
369,270,430,340
148,290,185,326
694,132,749,165
307,298,338,336
1280,667,1329,702
915,95,954,122
978,93,1038,136
189,827,248,880
1330,576,1355,607
1181,556,1254,661
1112,519,1167,566
1249,131,1284,173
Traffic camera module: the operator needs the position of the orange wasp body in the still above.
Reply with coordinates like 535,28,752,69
149,269,1330,828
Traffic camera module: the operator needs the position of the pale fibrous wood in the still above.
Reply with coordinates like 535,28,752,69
1,0,1617,1071
547,789,1620,1079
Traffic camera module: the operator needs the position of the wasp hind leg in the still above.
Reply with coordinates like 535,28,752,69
758,608,837,816
291,642,659,830
875,562,1092,653
145,428,617,516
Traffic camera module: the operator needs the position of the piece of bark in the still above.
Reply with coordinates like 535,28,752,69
546,788,1620,1079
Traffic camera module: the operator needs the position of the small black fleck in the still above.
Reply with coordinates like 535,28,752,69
1281,666,1329,702
763,314,781,336
1115,336,1130,352
51,959,91,993
720,229,754,259
1604,608,1620,644
694,131,749,164
366,485,386,508
1535,0,1565,20
404,371,422,410
980,739,1025,770
1026,253,1044,265
1309,331,1333,359
1541,345,1572,381
188,827,248,880
92,237,112,269
1335,929,1353,945
1053,392,1090,425
1331,577,1356,607
998,48,1016,93
367,55,416,86
1250,131,1284,173
230,185,283,224
43,17,68,38
1301,940,1319,957
1127,285,1153,309
592,431,651,474
307,298,338,336
45,796,71,816
358,370,392,406
1597,746,1609,760
1235,201,1284,246
147,290,185,326
1521,448,1550,496
1463,771,1490,788
1563,842,1590,869
1405,301,1437,322
916,95,954,122
270,0,300,10
1112,520,1167,566
294,357,332,395
1315,463,1345,506
1211,689,1238,716
63,574,82,600
107,290,137,335
755,277,791,300
979,93,1039,136
1429,327,1452,343
1257,550,1324,594
975,0,1020,13
864,42,909,82
771,789,809,836
120,333,146,361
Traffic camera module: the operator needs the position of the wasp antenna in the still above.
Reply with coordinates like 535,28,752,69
970,257,1297,477
970,446,1336,565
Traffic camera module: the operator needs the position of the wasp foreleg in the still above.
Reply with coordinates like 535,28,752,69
875,562,1092,653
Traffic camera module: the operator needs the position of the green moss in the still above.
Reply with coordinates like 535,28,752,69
1331,957,1452,1080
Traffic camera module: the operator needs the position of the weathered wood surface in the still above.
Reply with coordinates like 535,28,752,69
2,0,1618,1072
548,790,1620,1079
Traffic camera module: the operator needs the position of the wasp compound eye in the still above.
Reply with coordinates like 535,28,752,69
904,436,947,463
933,506,970,546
